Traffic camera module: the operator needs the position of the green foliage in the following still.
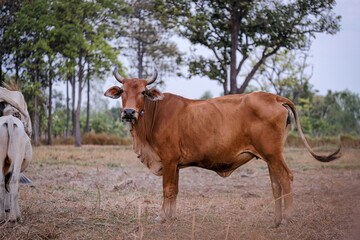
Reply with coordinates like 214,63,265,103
161,0,341,94
0,0,22,82
199,90,213,100
2,0,128,145
296,90,360,137
51,104,127,138
254,49,314,104
83,109,127,137
121,0,183,81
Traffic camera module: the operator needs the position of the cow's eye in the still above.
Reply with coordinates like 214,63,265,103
141,91,146,95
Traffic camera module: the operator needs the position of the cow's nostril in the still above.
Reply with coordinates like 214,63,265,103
123,109,136,117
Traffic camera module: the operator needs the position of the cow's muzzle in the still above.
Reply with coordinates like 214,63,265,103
122,108,138,122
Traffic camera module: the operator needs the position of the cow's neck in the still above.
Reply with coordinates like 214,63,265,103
131,98,157,144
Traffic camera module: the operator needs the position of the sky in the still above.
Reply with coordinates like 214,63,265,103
104,0,360,102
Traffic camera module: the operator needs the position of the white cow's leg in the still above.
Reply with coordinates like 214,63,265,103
8,173,21,222
0,178,5,223
8,162,22,223
0,125,8,222
4,191,10,212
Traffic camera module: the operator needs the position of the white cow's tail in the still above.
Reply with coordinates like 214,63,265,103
4,172,11,192
4,117,16,192
20,174,32,184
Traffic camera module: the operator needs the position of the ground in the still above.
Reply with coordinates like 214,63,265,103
1,146,359,240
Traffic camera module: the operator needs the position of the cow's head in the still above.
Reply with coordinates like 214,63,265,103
104,67,164,121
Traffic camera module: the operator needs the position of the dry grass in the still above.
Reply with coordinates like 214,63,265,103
285,133,360,149
50,133,132,146
1,146,360,239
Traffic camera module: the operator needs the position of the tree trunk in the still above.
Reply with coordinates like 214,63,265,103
237,47,280,94
71,75,76,137
74,51,84,147
15,52,19,86
66,77,70,138
84,63,90,134
137,13,144,79
33,65,40,147
237,58,265,94
223,46,229,95
47,64,53,145
74,107,81,147
137,40,143,79
0,57,3,86
229,5,240,95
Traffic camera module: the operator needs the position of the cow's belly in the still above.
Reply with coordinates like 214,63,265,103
213,152,255,177
179,151,255,178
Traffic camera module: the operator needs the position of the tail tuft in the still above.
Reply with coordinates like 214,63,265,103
4,172,12,192
312,147,341,162
20,174,32,184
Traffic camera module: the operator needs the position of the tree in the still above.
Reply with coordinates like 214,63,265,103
8,0,56,146
253,49,313,104
162,0,341,94
55,0,126,146
199,90,213,99
294,90,360,137
121,0,183,81
0,0,22,85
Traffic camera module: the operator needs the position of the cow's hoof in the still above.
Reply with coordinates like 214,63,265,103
153,216,166,223
8,215,22,224
282,217,293,226
8,219,17,227
273,219,282,228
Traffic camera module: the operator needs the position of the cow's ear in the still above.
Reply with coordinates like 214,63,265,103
104,86,123,99
145,88,164,101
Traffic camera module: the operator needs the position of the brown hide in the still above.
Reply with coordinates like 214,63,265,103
134,92,289,176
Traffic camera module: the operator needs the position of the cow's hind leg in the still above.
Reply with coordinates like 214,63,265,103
266,154,294,226
0,169,5,223
7,150,23,223
0,126,8,223
157,162,179,222
8,167,21,223
268,164,282,227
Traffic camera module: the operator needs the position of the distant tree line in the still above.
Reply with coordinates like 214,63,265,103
1,0,355,146
0,0,182,146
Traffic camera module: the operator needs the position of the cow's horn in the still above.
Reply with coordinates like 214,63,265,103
146,69,158,85
113,67,125,83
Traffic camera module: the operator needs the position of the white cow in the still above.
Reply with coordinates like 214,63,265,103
0,114,32,223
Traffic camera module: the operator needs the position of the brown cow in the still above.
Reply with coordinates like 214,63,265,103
104,68,340,226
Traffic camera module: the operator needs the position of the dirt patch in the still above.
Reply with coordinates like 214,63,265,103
1,146,359,239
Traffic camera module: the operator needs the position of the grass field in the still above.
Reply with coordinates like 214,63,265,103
1,146,360,239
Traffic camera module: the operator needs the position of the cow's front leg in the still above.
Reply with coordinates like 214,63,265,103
157,162,179,222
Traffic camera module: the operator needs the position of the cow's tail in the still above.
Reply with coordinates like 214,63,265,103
281,98,341,162
4,117,16,192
